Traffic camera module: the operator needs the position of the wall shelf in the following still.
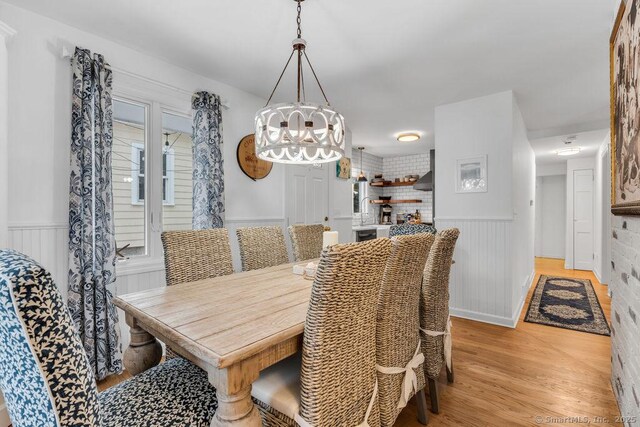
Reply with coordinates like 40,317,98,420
369,180,417,187
370,199,422,204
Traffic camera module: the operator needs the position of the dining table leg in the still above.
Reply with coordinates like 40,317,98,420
123,313,162,376
208,360,262,427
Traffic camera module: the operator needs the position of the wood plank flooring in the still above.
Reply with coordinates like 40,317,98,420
395,257,620,426
99,257,621,426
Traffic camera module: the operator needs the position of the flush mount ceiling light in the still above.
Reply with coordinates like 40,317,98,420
254,0,345,164
397,132,421,142
556,147,581,156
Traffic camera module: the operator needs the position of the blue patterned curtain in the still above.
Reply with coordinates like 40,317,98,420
192,91,225,229
68,47,122,380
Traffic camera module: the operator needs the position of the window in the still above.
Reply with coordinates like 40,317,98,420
111,87,194,267
352,181,368,215
161,112,193,232
113,99,148,257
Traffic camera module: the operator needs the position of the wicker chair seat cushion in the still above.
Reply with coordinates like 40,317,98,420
100,357,218,427
251,354,302,421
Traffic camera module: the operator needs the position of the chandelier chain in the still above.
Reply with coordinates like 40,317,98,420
297,0,302,39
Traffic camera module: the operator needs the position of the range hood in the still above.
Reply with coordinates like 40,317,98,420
413,149,435,191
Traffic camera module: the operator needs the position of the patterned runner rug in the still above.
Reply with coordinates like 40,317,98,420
524,275,610,336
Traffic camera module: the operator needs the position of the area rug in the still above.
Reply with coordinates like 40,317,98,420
524,275,610,336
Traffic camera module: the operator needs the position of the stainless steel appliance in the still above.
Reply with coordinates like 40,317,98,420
379,204,392,224
355,228,377,242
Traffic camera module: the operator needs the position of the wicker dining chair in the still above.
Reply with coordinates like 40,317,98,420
161,228,234,359
250,238,393,427
288,224,325,261
376,234,435,427
0,250,218,427
420,228,460,414
236,226,290,271
389,223,437,237
161,229,234,286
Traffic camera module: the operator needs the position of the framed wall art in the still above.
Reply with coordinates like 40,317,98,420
455,155,487,193
336,156,351,180
611,0,640,215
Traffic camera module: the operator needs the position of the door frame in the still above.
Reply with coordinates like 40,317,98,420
572,168,594,271
564,158,595,270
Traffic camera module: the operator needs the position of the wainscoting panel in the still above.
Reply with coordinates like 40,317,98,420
7,218,290,354
437,218,518,327
7,223,69,300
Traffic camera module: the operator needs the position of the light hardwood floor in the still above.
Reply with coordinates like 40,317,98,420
99,257,621,426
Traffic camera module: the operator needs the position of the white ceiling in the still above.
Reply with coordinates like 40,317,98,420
531,128,609,166
5,0,616,157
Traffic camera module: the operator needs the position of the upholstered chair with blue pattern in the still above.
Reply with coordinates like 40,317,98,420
0,249,218,427
389,223,437,237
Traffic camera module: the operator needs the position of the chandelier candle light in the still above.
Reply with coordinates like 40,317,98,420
255,0,345,164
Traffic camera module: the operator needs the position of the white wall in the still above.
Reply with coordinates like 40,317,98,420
0,20,13,250
435,91,535,327
435,91,514,219
328,129,354,243
534,175,567,259
537,163,567,177
0,19,15,427
510,101,536,314
564,157,596,269
594,135,611,284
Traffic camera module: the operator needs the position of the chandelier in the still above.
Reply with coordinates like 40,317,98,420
255,0,345,164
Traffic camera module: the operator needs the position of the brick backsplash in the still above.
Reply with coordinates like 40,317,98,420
610,215,640,422
351,150,434,226
382,154,433,223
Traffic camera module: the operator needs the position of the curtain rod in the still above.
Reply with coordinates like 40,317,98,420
60,44,230,110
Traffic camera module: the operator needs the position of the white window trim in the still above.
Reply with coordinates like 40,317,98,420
112,79,193,274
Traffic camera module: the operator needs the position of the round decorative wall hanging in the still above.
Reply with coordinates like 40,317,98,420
237,134,273,181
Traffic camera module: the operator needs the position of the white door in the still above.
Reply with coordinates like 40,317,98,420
285,164,329,227
573,169,593,270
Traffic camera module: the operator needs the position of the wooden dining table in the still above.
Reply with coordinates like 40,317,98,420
112,261,314,427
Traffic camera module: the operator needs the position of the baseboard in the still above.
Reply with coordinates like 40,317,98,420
449,307,516,329
0,402,10,427
593,267,608,286
451,269,534,330
512,269,535,328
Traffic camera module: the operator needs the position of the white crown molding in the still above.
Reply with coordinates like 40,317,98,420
0,21,17,42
